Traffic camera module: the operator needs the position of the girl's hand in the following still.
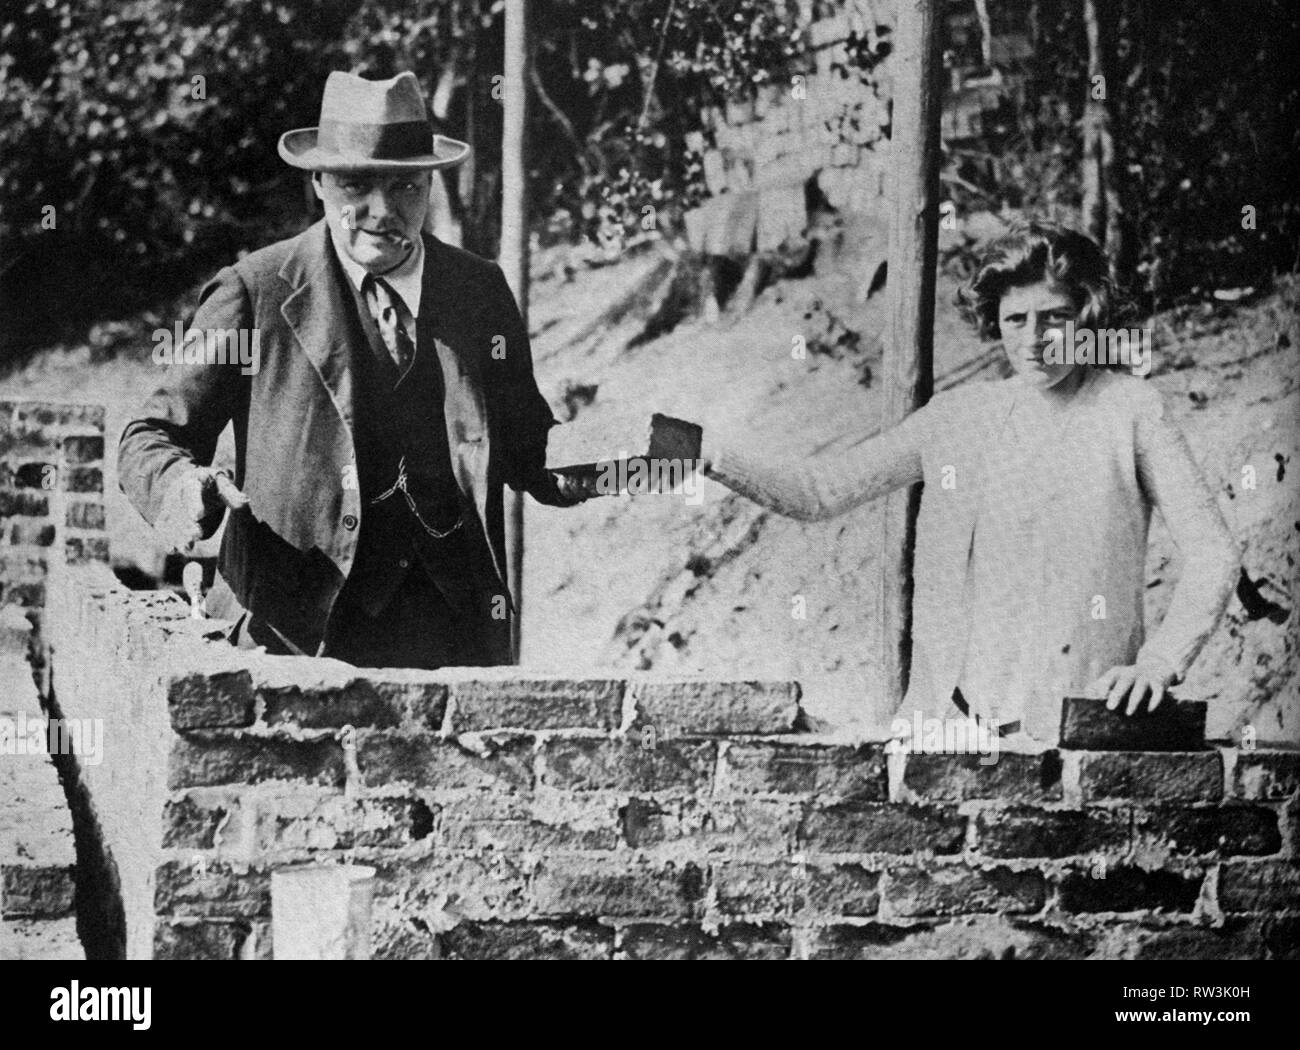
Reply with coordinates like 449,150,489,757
1089,658,1181,716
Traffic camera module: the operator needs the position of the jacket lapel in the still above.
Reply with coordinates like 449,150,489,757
418,233,492,520
278,221,359,446
419,234,485,396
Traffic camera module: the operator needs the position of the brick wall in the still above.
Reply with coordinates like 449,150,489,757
43,562,1300,960
686,0,897,258
0,399,109,629
0,607,79,958
0,399,105,959
684,0,1031,270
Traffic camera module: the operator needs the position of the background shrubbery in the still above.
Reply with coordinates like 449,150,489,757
0,0,1295,353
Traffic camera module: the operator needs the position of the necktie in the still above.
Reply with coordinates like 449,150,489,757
362,274,416,376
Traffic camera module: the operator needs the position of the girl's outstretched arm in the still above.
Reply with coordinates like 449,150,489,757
696,403,932,522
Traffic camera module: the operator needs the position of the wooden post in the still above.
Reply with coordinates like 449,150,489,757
500,0,530,663
1081,0,1123,282
880,0,941,710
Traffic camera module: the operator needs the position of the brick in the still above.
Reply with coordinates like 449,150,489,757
154,859,270,919
356,730,532,792
0,580,44,607
153,917,257,960
161,789,242,850
0,917,84,960
1057,866,1201,913
720,741,888,799
372,919,440,960
61,435,104,463
65,501,105,530
618,922,791,960
403,680,451,729
0,552,46,586
12,402,105,428
1217,861,1300,912
629,677,800,735
532,857,707,919
805,922,920,960
0,432,49,461
1059,696,1206,751
379,855,532,923
704,798,800,852
1,864,75,918
619,796,693,848
802,863,881,917
0,491,48,517
902,750,1062,802
439,920,613,960
1231,750,1300,801
620,795,801,852
4,462,55,489
1078,751,1223,802
439,794,618,851
64,536,109,563
539,736,714,794
258,670,413,729
166,667,255,729
448,675,624,733
884,865,1046,917
1127,919,1264,960
6,521,55,546
800,802,966,855
715,861,802,916
1264,916,1300,959
63,466,102,493
807,918,1093,960
257,793,425,852
167,731,345,789
1135,806,1282,857
975,806,1130,859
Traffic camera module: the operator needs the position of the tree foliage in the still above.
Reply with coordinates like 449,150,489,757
0,0,1294,344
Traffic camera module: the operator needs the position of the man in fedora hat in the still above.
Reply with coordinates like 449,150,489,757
120,70,591,668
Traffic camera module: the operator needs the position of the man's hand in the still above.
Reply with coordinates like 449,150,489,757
552,469,601,503
1089,657,1181,716
154,466,250,554
530,467,599,508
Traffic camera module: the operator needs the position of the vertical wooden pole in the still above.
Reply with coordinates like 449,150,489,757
501,0,530,663
1081,0,1123,282
880,0,941,709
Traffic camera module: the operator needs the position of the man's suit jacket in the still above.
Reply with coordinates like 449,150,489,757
119,219,560,658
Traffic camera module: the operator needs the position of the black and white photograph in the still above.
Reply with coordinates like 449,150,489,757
0,0,1297,999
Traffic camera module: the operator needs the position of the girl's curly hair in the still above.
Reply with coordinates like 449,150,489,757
958,221,1119,341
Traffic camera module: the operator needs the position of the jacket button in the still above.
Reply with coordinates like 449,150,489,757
342,514,358,530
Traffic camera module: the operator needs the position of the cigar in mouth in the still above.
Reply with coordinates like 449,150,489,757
363,228,412,249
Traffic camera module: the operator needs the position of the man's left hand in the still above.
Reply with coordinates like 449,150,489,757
532,469,598,507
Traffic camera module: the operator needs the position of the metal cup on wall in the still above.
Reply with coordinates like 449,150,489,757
271,864,376,960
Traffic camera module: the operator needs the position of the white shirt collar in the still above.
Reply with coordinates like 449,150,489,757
329,227,425,318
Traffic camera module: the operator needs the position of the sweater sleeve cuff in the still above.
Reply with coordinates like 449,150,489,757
1135,641,1189,684
702,440,762,491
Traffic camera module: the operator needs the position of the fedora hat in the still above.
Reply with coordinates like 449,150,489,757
278,71,470,172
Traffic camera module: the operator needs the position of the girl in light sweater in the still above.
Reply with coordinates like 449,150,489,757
661,223,1240,739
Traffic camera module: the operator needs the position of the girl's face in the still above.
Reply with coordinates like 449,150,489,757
997,279,1080,388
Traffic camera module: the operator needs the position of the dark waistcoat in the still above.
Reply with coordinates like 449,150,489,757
339,272,482,617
